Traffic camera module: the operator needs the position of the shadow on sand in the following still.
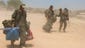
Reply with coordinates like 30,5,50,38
7,44,34,48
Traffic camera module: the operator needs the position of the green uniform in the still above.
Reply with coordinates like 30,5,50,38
43,9,56,32
59,9,69,32
12,9,27,45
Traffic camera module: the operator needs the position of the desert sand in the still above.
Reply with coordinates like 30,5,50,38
0,9,85,48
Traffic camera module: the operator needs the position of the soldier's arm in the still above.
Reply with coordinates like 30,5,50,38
44,10,48,17
57,12,62,17
24,10,28,22
12,10,17,20
25,11,27,18
44,10,49,19
67,12,69,20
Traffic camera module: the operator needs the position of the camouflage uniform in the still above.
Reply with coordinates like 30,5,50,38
59,8,69,32
43,7,56,32
12,9,27,46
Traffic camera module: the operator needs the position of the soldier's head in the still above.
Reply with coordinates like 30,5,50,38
59,8,62,11
64,8,68,12
49,5,53,10
59,8,62,13
19,4,26,11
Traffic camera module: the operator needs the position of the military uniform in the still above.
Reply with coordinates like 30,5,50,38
12,9,28,46
43,9,56,32
59,8,69,32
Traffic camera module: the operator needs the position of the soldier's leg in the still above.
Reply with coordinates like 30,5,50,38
43,19,49,31
20,35,26,46
49,19,53,29
63,21,67,32
43,19,52,32
59,21,63,32
19,27,26,46
48,19,53,32
11,40,15,48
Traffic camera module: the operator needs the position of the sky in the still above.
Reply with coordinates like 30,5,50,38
1,0,85,10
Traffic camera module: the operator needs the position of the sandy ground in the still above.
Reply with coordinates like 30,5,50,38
0,10,85,48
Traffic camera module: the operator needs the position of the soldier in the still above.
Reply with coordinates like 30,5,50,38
12,4,28,47
59,8,69,32
43,5,56,32
2,20,15,48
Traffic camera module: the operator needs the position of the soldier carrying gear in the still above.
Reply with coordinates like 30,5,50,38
12,4,28,47
43,5,56,32
59,8,69,32
2,20,17,48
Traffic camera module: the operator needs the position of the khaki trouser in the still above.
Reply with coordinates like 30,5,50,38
59,20,67,31
19,24,27,45
43,18,54,32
